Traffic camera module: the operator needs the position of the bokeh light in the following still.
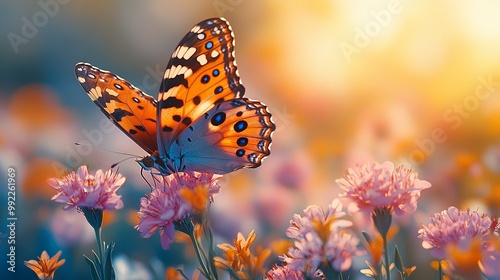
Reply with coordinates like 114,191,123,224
2,1,500,279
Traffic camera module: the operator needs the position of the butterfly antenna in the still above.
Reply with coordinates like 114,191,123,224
74,142,141,158
110,156,138,169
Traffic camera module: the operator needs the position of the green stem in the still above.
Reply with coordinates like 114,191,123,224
94,226,104,278
438,261,443,280
383,235,391,280
189,231,214,280
321,261,341,280
178,269,191,280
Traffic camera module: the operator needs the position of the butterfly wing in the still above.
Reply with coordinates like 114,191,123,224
156,18,245,160
75,63,158,154
169,98,275,174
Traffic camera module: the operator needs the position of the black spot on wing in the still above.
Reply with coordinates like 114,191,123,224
110,108,134,121
211,112,226,126
214,98,224,105
236,149,245,157
161,97,184,109
95,93,120,106
193,96,201,105
237,137,248,147
214,86,223,94
234,120,248,132
160,74,188,92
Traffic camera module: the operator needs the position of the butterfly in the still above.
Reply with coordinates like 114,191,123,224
74,18,275,175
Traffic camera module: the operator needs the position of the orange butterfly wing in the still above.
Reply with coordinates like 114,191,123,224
74,63,158,155
171,98,275,173
75,18,275,175
156,18,244,157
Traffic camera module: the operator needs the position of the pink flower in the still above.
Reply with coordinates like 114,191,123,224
286,199,352,240
266,264,305,280
336,161,431,215
418,206,493,259
280,199,362,276
325,231,360,271
48,166,125,210
481,239,500,277
282,232,323,276
282,231,361,275
135,171,221,250
419,207,500,278
136,183,180,250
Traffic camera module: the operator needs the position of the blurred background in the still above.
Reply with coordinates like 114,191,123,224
2,0,500,279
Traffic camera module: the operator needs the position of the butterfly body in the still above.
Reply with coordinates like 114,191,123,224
75,18,275,175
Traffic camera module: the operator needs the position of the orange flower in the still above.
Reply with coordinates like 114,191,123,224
24,250,65,280
365,226,398,267
166,267,183,280
178,184,211,213
446,237,483,279
366,234,384,267
269,239,294,256
165,267,200,280
214,230,271,279
430,260,451,280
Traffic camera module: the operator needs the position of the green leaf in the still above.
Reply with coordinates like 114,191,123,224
91,250,103,277
178,268,190,280
206,226,219,279
103,242,116,280
91,250,101,265
394,246,403,273
84,254,101,280
362,231,373,244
